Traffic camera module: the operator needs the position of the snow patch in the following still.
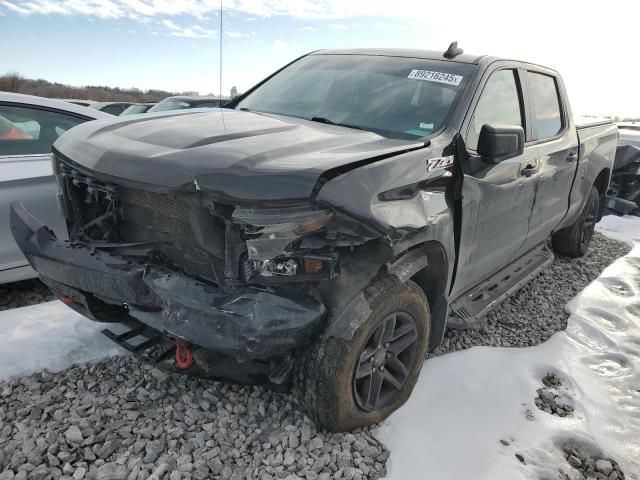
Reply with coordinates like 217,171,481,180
377,217,640,479
0,301,124,380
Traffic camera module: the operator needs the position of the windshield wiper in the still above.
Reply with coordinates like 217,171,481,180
310,116,366,132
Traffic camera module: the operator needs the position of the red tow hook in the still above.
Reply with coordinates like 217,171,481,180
59,294,79,305
175,343,193,369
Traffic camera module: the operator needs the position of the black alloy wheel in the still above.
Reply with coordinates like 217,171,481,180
353,311,419,412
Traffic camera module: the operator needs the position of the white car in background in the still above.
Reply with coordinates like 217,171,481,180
0,92,111,283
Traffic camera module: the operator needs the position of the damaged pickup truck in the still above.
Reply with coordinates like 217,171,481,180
11,46,617,431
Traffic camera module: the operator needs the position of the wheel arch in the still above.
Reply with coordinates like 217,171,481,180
322,240,450,352
593,168,611,220
387,240,450,351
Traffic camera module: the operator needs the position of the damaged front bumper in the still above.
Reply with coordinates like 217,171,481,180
10,202,326,369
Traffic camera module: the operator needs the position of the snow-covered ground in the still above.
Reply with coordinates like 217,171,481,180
0,216,638,479
0,301,123,379
378,214,640,480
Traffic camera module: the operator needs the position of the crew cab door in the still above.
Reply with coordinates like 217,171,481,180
517,70,579,251
451,67,538,299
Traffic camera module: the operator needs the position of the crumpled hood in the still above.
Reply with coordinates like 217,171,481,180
53,109,424,204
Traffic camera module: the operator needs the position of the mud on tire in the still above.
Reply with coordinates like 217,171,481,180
295,276,430,431
551,186,600,258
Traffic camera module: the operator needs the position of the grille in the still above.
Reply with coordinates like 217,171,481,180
58,158,227,284
119,189,195,245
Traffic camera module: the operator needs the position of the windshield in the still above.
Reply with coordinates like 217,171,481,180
235,54,475,139
122,104,150,115
148,100,191,113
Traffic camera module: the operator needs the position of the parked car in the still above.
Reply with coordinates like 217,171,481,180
605,125,640,215
619,125,640,147
617,122,640,132
147,95,224,113
56,99,96,107
90,102,133,116
11,47,617,431
121,103,155,115
0,92,111,283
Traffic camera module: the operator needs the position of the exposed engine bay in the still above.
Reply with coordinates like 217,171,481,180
55,156,377,292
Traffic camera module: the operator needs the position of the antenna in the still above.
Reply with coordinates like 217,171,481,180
444,41,463,59
219,0,223,101
218,0,227,131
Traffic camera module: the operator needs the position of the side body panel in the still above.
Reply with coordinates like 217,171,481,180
316,131,458,288
558,123,618,228
315,131,458,346
516,69,579,251
451,61,540,299
453,168,537,298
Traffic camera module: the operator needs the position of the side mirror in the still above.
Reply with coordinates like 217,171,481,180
477,124,524,163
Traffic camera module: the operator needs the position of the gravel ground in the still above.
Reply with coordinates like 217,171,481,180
0,233,631,480
560,444,626,480
0,279,55,311
534,373,575,417
432,233,631,355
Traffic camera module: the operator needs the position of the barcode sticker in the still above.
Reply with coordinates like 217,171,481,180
408,70,463,86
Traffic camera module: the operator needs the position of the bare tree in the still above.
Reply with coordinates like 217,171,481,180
0,72,25,92
0,72,178,103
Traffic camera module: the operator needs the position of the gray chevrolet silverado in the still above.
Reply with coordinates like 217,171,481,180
11,45,617,431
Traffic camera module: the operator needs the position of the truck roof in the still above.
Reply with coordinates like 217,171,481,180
311,48,487,65
310,48,562,77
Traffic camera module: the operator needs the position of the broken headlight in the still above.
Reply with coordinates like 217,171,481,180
232,205,334,236
232,205,337,281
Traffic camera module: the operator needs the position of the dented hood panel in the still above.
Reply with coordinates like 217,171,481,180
53,108,423,203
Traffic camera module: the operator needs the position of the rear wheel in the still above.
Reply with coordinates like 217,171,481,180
295,276,430,431
551,186,599,257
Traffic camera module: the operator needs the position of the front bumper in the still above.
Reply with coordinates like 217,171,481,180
10,202,326,362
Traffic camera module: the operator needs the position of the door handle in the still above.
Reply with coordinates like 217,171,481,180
521,164,539,177
566,152,578,163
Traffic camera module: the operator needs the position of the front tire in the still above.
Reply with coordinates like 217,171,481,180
296,276,430,431
551,186,599,258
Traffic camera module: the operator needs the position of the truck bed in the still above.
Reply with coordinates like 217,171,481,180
576,120,618,153
575,116,615,130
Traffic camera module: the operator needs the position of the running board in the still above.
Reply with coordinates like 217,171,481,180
448,245,554,329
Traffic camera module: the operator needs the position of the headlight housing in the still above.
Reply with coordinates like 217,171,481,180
232,205,334,235
232,205,338,281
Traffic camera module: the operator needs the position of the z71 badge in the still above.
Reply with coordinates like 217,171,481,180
427,155,454,172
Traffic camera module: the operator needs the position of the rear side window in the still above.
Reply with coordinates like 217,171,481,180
466,69,523,151
528,72,563,140
0,105,85,156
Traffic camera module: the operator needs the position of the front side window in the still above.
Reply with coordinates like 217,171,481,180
0,105,85,156
236,54,475,139
466,69,523,151
528,72,563,140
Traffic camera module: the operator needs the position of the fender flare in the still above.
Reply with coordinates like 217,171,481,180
322,242,450,351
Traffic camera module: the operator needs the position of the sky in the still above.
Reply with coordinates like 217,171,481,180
0,0,639,117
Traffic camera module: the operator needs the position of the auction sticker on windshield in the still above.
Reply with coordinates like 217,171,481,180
408,70,463,86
